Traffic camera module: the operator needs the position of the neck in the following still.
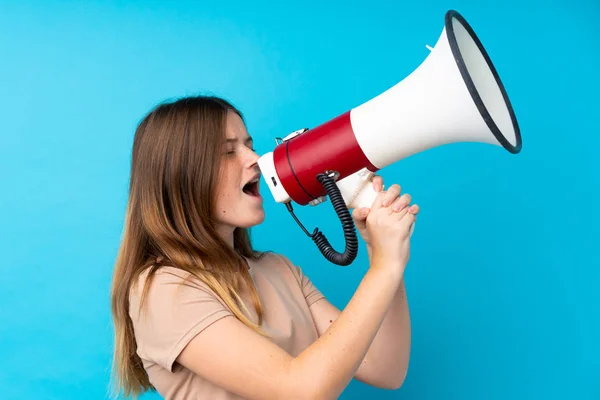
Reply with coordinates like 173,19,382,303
216,224,236,249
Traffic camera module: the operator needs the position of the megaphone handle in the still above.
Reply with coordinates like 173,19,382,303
350,176,416,237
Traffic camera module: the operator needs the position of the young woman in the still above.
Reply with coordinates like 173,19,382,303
110,95,419,400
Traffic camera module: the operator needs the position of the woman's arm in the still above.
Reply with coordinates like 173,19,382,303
305,177,415,389
177,263,405,400
308,269,411,390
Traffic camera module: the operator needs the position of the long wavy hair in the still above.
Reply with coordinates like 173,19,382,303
109,95,266,399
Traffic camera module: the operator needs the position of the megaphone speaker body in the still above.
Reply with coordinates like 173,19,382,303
258,10,521,211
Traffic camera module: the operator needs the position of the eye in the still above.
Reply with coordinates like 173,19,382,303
224,143,235,154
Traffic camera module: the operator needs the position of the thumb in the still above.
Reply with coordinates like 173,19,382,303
352,207,370,221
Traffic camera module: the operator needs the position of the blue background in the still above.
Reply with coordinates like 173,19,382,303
1,0,598,399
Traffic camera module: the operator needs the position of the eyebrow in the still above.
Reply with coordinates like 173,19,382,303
226,136,253,144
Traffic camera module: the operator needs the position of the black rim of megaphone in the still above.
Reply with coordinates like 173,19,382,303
445,10,522,154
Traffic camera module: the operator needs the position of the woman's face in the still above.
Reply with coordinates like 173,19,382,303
213,111,265,238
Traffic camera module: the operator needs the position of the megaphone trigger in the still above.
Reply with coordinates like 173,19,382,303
335,168,378,210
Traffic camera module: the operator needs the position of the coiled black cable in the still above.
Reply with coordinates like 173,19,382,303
309,172,359,266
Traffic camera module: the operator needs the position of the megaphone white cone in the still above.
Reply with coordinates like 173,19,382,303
351,11,521,170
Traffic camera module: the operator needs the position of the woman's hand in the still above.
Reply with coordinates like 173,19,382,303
351,175,419,260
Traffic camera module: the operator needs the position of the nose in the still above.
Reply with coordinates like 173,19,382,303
245,147,261,168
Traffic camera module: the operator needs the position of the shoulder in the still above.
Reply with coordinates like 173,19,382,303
128,265,227,320
132,265,217,294
130,266,192,299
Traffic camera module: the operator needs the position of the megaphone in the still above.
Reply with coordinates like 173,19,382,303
257,9,522,266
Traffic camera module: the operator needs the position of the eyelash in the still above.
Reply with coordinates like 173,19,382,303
226,145,254,155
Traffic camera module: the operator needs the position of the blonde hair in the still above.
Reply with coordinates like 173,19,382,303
110,96,266,398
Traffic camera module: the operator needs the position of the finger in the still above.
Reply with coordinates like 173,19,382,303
391,193,412,212
372,175,384,192
371,185,389,209
399,210,417,233
381,184,401,207
391,206,409,222
408,204,420,215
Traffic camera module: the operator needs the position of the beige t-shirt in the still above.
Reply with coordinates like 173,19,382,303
128,252,326,400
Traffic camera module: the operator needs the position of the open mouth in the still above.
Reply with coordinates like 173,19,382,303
242,178,260,197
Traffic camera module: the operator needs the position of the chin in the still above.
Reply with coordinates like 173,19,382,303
239,210,266,229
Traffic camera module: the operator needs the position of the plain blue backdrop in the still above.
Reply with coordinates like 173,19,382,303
1,0,598,399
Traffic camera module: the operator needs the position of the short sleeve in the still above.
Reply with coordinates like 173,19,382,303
129,267,233,372
277,254,325,306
